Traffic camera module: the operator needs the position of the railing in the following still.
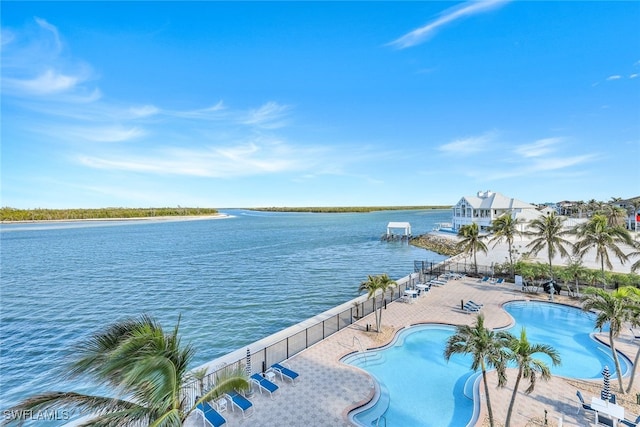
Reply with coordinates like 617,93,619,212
181,272,420,405
182,254,501,405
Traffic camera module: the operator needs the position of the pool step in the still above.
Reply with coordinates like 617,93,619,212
343,350,385,367
463,371,482,400
354,381,391,427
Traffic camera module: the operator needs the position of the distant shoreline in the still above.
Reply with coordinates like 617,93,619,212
0,213,231,224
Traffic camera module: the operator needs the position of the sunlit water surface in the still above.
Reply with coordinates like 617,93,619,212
0,209,450,412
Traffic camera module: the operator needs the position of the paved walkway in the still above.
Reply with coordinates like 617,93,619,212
187,277,640,427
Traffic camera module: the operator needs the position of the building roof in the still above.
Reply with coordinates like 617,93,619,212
458,191,536,210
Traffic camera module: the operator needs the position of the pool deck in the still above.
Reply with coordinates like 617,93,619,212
187,277,640,427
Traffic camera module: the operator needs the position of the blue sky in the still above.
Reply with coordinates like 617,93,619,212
1,1,639,209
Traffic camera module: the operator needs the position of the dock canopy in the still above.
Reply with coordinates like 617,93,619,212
386,222,411,236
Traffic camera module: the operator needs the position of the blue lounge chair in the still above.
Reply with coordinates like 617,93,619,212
463,302,481,313
250,373,279,398
621,415,640,427
225,391,253,418
467,300,484,308
271,363,299,384
495,278,504,284
196,402,227,427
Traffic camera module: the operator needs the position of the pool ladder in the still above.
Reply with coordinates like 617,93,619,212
340,336,368,366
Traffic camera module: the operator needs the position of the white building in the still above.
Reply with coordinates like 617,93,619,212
451,190,540,231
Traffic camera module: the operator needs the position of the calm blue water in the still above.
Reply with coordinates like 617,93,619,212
346,301,629,427
0,209,449,411
503,301,629,379
345,325,476,427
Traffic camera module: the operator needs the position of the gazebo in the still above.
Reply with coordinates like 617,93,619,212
386,222,411,237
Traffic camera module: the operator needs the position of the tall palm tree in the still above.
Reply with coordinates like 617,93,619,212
457,223,488,275
375,273,396,332
358,273,396,333
489,213,522,279
504,328,561,427
444,314,511,427
582,286,640,394
3,315,249,426
574,214,633,286
525,212,572,280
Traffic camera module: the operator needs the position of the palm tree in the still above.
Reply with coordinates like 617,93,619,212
574,214,633,286
575,200,586,219
375,273,396,331
358,273,396,333
628,238,640,273
603,204,628,228
457,223,488,275
504,328,561,427
582,286,640,394
489,213,522,279
3,315,249,426
444,314,511,427
562,257,587,297
586,199,597,216
525,212,572,281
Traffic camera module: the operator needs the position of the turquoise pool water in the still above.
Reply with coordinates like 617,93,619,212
344,301,631,427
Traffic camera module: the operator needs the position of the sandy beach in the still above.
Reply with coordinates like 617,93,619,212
0,213,232,224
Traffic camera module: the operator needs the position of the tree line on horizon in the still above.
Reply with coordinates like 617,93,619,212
0,207,219,222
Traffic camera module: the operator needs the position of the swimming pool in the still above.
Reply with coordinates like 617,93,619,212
343,301,632,427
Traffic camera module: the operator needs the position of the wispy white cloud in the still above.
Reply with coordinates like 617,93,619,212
34,17,62,52
482,154,598,181
240,101,290,129
514,137,563,158
4,69,82,95
65,126,146,143
129,105,160,118
171,101,226,119
387,0,510,49
606,75,622,81
76,139,324,178
438,131,497,155
2,17,96,100
630,74,638,79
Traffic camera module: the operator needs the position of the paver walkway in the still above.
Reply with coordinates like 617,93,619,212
187,277,640,427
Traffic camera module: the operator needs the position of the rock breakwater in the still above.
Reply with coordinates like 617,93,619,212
410,233,461,256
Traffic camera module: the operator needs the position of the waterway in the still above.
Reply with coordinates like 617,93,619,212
0,208,450,411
